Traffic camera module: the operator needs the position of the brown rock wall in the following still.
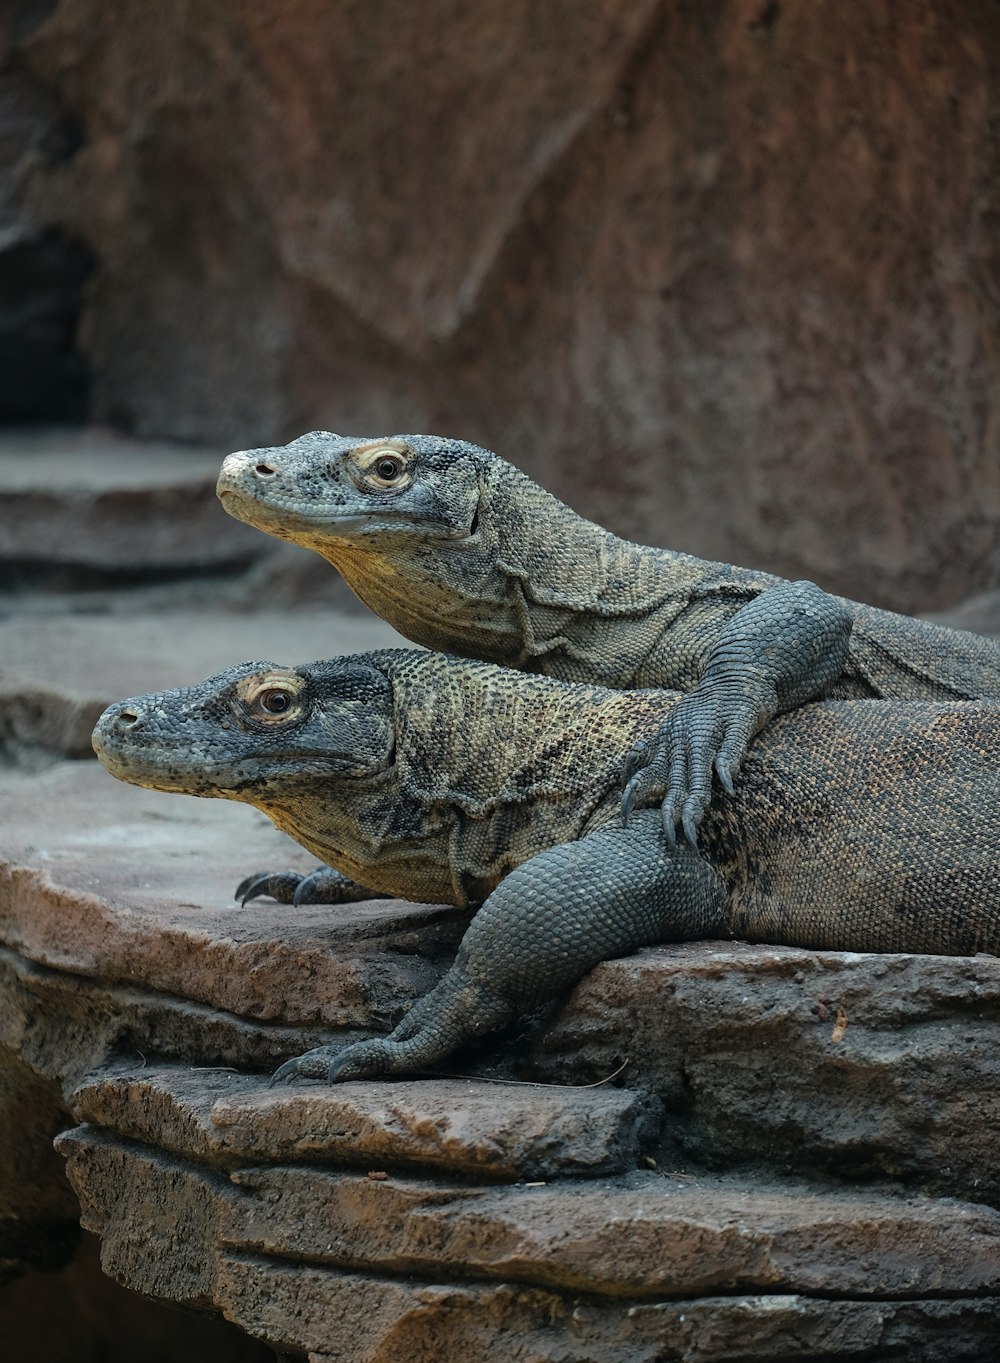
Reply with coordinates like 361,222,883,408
14,1,1000,610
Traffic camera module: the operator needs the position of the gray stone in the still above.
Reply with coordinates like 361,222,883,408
47,1126,1000,1362
69,1065,659,1181
530,942,1000,1201
17,3,1000,612
0,762,464,1032
0,428,268,575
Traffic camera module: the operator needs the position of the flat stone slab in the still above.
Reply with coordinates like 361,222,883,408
0,427,262,573
55,1123,1000,1359
58,1122,1000,1298
0,605,404,761
532,944,1000,1201
70,1064,657,1181
0,761,464,1029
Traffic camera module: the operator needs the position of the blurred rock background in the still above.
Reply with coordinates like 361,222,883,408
4,5,1000,1360
3,0,999,613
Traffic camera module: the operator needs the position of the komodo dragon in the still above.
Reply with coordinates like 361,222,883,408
217,432,1000,843
92,649,1000,1084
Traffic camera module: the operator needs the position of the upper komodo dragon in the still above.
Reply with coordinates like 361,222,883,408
217,432,1000,844
93,648,1000,1084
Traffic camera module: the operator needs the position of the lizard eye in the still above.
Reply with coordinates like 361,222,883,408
374,455,403,481
257,687,293,715
233,671,305,725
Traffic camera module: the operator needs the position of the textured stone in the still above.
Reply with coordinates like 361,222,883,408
0,9,92,423
0,762,464,1030
48,1126,1000,1362
18,2,1000,612
69,1065,658,1181
531,942,1000,1201
224,1274,1000,1363
0,428,267,576
55,1125,1000,1360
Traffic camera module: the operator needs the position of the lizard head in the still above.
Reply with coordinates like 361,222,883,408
92,657,395,799
217,431,491,549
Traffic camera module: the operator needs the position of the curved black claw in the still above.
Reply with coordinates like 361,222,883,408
236,870,307,906
237,865,376,906
268,1043,344,1087
269,1039,391,1087
289,867,361,906
619,692,752,846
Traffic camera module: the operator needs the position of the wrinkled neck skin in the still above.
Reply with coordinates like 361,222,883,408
316,460,719,686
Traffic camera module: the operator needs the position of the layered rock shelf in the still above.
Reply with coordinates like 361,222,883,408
6,763,1000,1360
4,433,1000,1360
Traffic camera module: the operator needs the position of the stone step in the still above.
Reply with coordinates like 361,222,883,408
59,1119,1000,1300
55,1121,1000,1358
69,1065,657,1182
0,426,362,623
0,761,463,1033
531,942,1000,1204
0,427,261,577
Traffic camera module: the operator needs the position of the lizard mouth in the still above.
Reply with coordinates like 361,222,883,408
92,732,365,794
218,483,469,540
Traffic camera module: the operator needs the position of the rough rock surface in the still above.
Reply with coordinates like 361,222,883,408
0,5,92,421
0,428,263,578
5,761,1000,1359
530,943,1000,1203
0,602,403,764
13,1,1000,612
5,441,1000,1359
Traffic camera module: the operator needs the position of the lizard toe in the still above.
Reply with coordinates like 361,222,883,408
269,1043,344,1087
328,1040,391,1082
291,867,355,905
236,870,305,906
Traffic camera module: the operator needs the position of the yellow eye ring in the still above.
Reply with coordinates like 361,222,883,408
235,671,305,723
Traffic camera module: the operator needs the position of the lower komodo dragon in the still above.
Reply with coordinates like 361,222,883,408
217,432,1000,844
92,649,1000,1084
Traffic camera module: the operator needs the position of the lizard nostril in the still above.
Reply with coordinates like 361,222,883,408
255,462,277,478
117,709,140,728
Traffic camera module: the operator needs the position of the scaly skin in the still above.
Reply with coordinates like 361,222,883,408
217,432,1000,841
93,650,1000,1083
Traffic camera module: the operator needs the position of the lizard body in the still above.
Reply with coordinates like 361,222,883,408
93,650,1000,1082
217,433,1000,838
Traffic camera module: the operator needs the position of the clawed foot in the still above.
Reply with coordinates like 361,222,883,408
620,692,749,846
269,1038,397,1086
236,866,374,906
